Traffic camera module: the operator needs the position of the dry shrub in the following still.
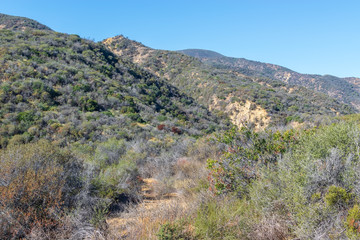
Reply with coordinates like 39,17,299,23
250,214,291,240
148,178,176,199
26,213,107,240
174,157,202,179
107,195,199,240
0,140,82,239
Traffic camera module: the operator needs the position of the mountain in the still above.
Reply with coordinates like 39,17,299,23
179,49,360,110
179,49,225,59
103,36,354,129
0,13,52,31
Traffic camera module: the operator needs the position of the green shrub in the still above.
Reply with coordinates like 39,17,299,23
157,115,167,122
80,96,100,112
324,185,353,208
346,205,360,239
127,112,143,122
90,200,110,230
157,221,195,240
207,126,298,195
193,197,249,239
17,111,36,123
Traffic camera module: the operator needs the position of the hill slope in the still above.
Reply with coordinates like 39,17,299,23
104,36,354,129
0,29,221,148
0,13,52,31
179,49,360,110
0,21,225,239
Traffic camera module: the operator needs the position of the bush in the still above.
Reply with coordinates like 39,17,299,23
346,204,360,239
89,200,110,230
207,125,298,196
0,140,83,239
157,221,195,240
247,122,360,238
193,197,249,239
324,185,353,209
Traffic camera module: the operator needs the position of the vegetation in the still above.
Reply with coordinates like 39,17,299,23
186,119,360,239
0,140,82,239
207,125,298,196
0,13,52,31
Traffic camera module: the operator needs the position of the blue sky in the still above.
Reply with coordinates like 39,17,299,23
2,0,359,77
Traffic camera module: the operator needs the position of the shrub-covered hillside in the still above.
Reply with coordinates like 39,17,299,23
0,13,52,31
0,23,225,239
180,48,360,111
104,35,355,128
0,29,222,148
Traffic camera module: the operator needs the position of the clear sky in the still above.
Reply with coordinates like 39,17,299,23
2,0,359,77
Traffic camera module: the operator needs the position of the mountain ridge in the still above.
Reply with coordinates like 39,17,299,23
104,35,354,129
179,48,360,110
0,13,52,31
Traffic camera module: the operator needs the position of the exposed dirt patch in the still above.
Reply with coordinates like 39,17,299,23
103,36,154,65
210,94,271,130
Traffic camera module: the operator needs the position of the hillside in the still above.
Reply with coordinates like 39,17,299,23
0,20,227,239
179,49,360,110
179,49,225,59
0,30,222,148
0,13,52,31
104,35,354,129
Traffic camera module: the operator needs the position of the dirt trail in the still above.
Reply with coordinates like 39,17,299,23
106,178,179,238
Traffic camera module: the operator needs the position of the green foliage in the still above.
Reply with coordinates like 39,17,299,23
89,138,140,199
126,112,143,122
202,120,360,239
157,115,168,122
17,111,36,123
90,200,110,229
193,197,250,240
207,125,298,195
324,185,353,208
246,121,360,238
346,205,360,239
80,96,100,112
157,221,195,240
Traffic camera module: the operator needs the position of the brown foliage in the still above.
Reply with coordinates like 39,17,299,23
171,127,181,134
0,140,81,239
157,124,165,131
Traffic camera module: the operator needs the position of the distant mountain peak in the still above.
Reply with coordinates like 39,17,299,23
178,49,225,59
0,13,52,31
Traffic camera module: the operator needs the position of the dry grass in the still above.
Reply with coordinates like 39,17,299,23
106,161,207,239
107,191,198,239
105,139,218,239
